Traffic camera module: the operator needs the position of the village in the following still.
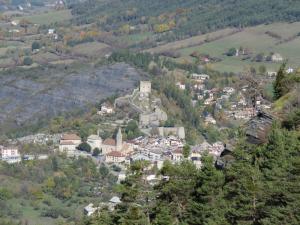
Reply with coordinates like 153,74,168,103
0,78,272,217
1,74,270,168
0,74,272,166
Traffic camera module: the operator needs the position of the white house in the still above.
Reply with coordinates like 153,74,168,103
271,53,283,62
192,73,210,81
84,203,99,217
98,103,114,115
176,82,186,90
0,147,21,164
48,29,55,34
11,20,19,26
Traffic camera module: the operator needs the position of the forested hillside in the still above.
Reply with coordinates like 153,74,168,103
71,0,300,38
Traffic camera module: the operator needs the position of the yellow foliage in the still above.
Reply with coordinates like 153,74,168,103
154,23,171,33
44,177,55,190
120,24,130,34
168,20,176,28
30,187,44,200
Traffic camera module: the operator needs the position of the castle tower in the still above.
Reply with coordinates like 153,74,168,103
116,127,122,151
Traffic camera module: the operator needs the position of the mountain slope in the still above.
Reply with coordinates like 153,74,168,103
70,0,300,38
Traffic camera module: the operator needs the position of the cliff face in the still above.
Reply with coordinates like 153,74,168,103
0,63,143,133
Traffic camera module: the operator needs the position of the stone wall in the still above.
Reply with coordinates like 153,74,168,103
156,127,185,139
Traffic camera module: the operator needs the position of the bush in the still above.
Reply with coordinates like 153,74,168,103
41,207,60,218
99,163,109,178
23,57,33,66
0,188,12,200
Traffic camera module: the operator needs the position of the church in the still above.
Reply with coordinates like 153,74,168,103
102,128,133,155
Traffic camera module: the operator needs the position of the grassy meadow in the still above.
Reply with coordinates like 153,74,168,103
20,10,72,25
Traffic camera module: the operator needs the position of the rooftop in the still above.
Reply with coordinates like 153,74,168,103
106,151,125,157
61,133,81,141
88,134,102,140
103,138,116,146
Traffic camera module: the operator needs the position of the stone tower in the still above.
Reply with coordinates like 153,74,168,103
116,127,122,151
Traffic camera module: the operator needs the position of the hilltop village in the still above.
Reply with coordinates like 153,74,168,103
1,72,269,168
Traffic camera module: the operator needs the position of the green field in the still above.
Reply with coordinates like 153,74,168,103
20,10,72,25
155,22,300,73
71,41,111,57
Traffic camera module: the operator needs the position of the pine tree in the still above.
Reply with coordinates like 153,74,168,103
186,155,228,225
273,62,287,99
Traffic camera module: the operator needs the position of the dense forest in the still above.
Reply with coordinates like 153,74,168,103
70,0,300,39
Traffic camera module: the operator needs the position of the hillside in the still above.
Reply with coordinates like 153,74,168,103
0,63,143,136
71,0,300,39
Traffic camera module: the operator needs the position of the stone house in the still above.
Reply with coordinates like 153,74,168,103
172,148,183,162
105,151,126,163
59,133,82,155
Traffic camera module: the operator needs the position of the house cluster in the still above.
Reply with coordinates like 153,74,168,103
58,128,134,162
125,136,225,169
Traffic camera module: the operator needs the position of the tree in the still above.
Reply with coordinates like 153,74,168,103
23,57,33,66
273,63,287,99
226,48,236,56
183,144,190,158
120,205,148,225
77,142,91,152
125,120,142,140
152,204,173,225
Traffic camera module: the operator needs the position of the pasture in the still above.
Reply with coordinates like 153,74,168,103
148,22,300,73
